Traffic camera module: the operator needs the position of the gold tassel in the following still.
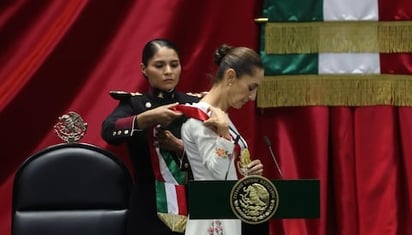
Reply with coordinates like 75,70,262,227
265,21,412,54
257,74,412,107
157,213,187,233
379,21,412,53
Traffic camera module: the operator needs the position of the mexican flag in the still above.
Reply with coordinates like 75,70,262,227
258,0,412,108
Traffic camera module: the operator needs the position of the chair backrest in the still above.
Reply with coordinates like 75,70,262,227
12,142,132,235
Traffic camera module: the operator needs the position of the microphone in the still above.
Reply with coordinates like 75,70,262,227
264,136,283,178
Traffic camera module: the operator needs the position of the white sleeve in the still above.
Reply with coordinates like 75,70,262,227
184,118,235,180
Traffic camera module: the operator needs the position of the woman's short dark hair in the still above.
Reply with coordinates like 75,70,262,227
141,38,180,66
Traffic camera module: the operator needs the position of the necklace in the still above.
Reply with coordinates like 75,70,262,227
229,125,247,149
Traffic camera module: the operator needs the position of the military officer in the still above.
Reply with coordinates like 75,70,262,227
101,39,201,235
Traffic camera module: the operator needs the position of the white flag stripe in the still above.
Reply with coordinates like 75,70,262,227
319,53,380,74
323,0,378,20
320,0,380,74
156,148,178,184
165,183,179,214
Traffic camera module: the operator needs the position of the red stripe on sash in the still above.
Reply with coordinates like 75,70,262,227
148,132,165,182
173,104,209,121
176,184,188,215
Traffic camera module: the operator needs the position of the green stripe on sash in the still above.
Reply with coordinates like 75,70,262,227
155,181,168,213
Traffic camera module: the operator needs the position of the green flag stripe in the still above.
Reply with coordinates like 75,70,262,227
155,181,168,213
262,0,322,76
263,0,323,22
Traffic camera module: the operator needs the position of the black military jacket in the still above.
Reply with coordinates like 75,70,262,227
101,88,200,182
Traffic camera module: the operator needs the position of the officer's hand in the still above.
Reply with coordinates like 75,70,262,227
138,103,182,128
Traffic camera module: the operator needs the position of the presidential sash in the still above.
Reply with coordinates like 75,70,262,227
148,104,209,232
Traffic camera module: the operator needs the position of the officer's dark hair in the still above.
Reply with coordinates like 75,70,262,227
213,44,263,83
141,38,180,66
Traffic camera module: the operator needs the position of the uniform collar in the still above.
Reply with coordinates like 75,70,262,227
151,88,176,100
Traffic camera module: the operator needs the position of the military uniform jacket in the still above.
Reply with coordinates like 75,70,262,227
101,89,200,235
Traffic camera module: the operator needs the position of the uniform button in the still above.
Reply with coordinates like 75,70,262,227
145,102,152,108
112,131,116,136
124,130,129,135
184,163,189,169
117,130,122,135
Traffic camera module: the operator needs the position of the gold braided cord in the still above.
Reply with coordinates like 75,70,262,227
257,74,412,107
265,21,412,54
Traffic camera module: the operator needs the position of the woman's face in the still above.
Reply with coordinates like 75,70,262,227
228,68,264,109
141,47,181,91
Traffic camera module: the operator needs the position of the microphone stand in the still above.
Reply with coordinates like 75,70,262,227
264,136,283,178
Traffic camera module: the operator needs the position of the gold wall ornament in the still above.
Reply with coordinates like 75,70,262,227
53,111,88,143
230,175,279,224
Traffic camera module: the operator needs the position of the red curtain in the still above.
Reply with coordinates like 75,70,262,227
1,1,411,235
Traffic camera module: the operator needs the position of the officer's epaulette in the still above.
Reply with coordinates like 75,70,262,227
109,90,142,100
186,92,207,98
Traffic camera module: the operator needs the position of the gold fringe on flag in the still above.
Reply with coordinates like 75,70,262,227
265,21,412,54
379,21,412,53
257,74,412,107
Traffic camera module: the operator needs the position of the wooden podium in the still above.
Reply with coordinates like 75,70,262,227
187,179,320,220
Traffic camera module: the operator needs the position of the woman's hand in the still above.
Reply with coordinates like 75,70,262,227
203,106,230,139
137,103,182,128
154,128,184,154
246,159,264,176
